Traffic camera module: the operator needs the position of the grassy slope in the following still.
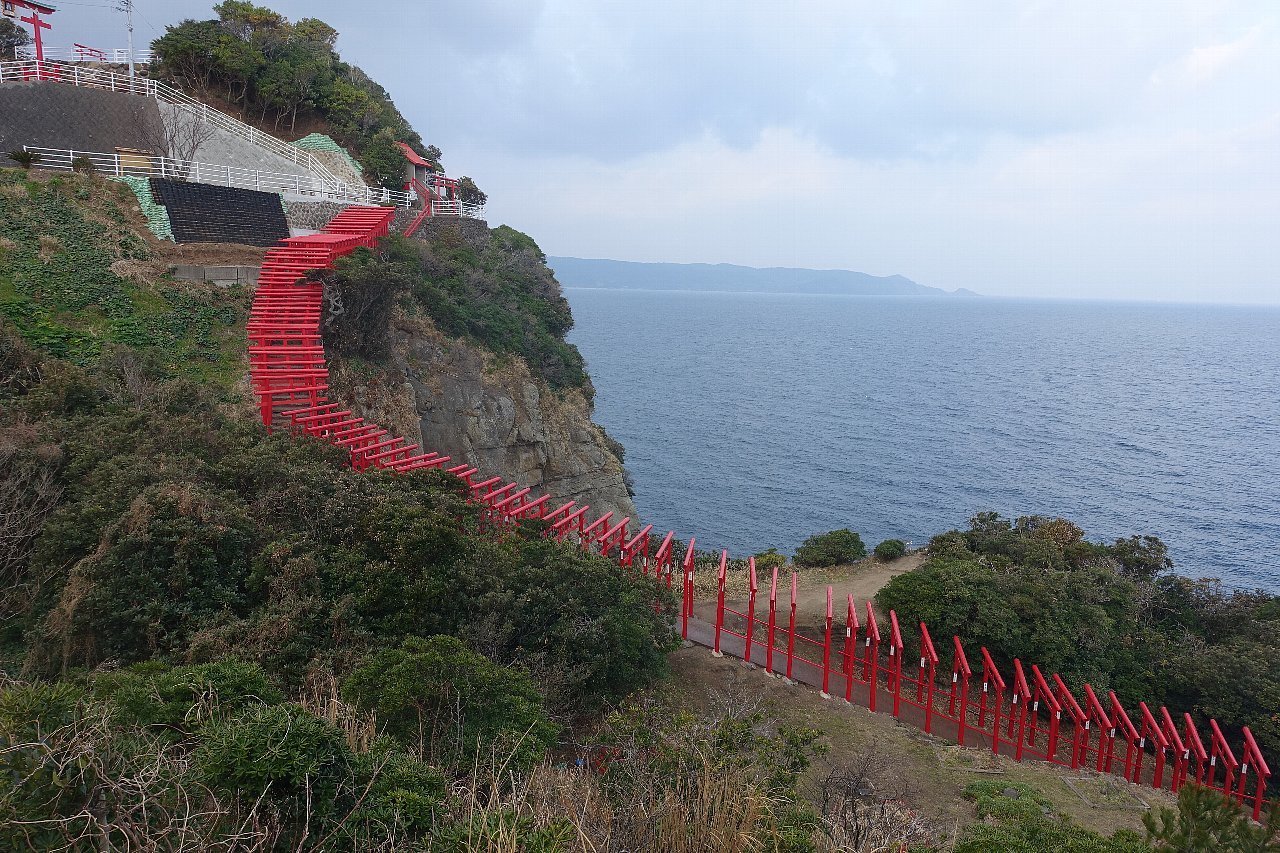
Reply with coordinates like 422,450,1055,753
0,169,250,388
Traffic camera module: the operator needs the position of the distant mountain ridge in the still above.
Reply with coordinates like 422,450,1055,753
548,257,974,297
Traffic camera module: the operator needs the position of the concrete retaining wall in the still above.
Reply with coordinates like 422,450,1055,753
0,81,164,156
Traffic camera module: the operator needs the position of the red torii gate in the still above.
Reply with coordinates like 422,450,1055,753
11,1,55,63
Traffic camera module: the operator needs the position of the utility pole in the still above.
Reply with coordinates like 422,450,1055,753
118,0,134,79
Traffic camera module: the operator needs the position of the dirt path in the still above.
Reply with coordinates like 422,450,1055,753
694,550,926,633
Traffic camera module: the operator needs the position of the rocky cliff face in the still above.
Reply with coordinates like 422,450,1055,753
325,221,637,526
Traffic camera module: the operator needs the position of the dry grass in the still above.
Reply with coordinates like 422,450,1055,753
298,670,380,755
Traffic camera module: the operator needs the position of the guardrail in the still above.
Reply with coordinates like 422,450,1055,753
0,59,341,190
21,146,411,207
15,46,155,65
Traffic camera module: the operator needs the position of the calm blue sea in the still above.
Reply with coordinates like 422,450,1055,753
564,290,1280,592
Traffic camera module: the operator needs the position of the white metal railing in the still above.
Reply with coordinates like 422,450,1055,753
0,59,342,191
113,49,154,65
14,46,154,65
430,199,486,219
22,146,411,207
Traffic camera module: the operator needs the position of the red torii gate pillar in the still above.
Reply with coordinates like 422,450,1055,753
15,1,56,63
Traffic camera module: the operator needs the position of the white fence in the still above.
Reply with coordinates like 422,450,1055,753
22,146,411,207
14,47,154,65
0,59,343,190
429,199,486,219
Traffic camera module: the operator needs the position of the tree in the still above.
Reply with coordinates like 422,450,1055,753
142,103,217,166
456,175,488,207
293,17,338,48
0,19,31,62
1144,783,1280,852
360,128,406,190
213,0,285,41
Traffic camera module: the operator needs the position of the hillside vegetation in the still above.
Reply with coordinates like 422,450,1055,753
0,167,683,847
876,513,1280,764
151,1,475,192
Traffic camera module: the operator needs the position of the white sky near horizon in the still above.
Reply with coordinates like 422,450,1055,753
29,0,1280,304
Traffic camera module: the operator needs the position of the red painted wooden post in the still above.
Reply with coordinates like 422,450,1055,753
1011,660,1032,761
1240,727,1272,821
766,567,778,674
1107,691,1140,781
889,611,905,718
864,603,881,713
843,594,858,703
919,622,939,734
820,586,834,697
1052,674,1088,770
1208,720,1239,800
952,636,971,747
1137,701,1169,788
1082,684,1112,773
744,557,758,665
980,648,1006,755
1030,665,1062,764
1160,707,1189,791
681,537,696,639
785,572,797,680
712,550,727,656
1183,714,1209,786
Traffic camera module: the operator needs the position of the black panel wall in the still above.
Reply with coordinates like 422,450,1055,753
150,179,289,246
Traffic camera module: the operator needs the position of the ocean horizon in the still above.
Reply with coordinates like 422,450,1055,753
565,287,1280,592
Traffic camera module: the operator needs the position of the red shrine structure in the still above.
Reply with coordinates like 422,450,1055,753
5,0,57,79
394,141,469,236
4,1,56,62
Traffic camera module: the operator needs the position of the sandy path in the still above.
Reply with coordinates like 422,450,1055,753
693,550,927,631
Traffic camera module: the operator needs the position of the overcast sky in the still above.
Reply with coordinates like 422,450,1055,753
45,1,1280,303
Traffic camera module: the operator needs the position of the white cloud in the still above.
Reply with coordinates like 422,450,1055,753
52,0,1280,303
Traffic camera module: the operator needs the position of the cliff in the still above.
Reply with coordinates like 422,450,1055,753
323,218,636,524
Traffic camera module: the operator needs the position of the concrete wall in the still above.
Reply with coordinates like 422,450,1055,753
0,81,164,156
163,107,319,179
286,200,346,231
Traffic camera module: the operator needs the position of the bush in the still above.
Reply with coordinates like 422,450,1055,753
956,781,1150,852
93,659,282,734
71,156,96,174
344,635,558,770
753,547,787,572
794,529,866,568
1144,783,1280,851
196,703,355,818
7,150,40,169
876,512,1280,764
873,539,907,561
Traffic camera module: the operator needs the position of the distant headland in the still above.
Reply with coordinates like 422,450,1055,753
549,256,980,297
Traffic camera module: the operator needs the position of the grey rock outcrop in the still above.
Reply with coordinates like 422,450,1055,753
331,315,636,528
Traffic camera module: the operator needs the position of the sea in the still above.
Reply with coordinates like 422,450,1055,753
563,289,1280,593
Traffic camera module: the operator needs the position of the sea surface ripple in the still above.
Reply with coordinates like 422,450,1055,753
564,290,1280,592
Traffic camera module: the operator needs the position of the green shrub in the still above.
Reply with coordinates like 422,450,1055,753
71,156,95,175
8,150,40,169
344,635,557,769
875,512,1280,761
753,548,787,572
873,539,908,560
195,703,354,817
794,529,866,568
93,659,282,734
956,781,1151,852
1144,783,1280,851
